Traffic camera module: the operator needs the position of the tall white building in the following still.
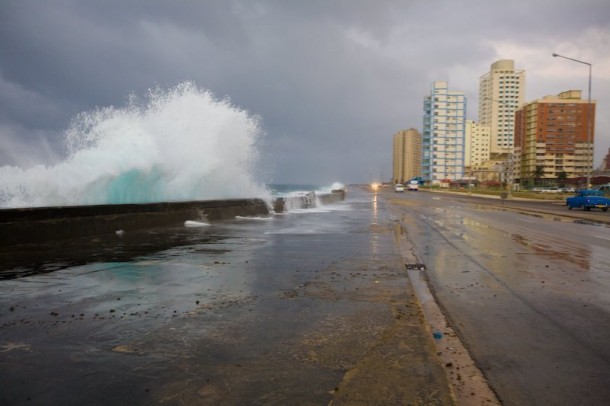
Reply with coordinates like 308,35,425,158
422,81,466,185
478,60,525,156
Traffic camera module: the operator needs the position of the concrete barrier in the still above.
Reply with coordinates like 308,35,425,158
318,189,346,205
0,199,270,246
0,190,346,246
273,192,316,212
273,189,346,212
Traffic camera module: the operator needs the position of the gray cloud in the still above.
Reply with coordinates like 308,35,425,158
1,0,609,184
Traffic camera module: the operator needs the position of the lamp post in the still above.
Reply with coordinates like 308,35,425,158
552,53,592,188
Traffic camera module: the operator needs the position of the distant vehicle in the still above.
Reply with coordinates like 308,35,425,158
593,183,610,195
566,190,610,212
539,187,562,193
394,184,405,192
407,180,419,191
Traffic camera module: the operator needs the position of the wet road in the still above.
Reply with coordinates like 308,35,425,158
384,189,610,406
0,189,454,405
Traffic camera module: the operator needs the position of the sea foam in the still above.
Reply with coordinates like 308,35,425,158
0,82,271,208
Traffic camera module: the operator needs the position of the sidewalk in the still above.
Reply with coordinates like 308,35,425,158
327,220,456,404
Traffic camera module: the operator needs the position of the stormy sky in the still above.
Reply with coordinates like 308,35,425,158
1,0,609,185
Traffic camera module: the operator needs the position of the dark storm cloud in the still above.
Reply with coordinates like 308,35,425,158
1,0,609,183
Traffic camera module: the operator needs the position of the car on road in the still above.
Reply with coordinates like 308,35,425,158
541,187,562,193
394,184,405,192
407,180,419,191
566,190,610,212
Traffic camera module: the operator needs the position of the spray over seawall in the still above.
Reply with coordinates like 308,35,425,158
0,82,271,208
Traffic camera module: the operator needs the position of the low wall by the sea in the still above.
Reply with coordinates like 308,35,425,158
0,199,270,246
318,189,346,205
0,190,346,246
273,189,346,212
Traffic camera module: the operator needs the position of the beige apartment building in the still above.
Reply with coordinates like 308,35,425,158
470,159,507,184
465,120,491,169
479,60,525,156
514,90,596,186
392,128,422,184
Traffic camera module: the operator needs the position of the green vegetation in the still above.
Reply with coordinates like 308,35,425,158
441,188,569,200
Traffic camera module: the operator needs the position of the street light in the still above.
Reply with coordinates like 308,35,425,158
552,53,593,188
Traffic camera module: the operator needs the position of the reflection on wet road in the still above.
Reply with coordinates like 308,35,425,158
386,190,610,406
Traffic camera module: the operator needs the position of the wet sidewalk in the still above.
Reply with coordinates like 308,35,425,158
1,190,455,405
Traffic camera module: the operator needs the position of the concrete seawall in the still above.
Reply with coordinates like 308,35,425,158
273,189,347,212
0,190,346,246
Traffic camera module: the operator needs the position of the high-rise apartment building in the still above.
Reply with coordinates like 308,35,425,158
465,120,491,168
422,81,466,184
479,60,525,156
392,128,422,184
514,90,596,185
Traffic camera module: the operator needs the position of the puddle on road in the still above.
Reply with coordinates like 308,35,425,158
510,233,590,269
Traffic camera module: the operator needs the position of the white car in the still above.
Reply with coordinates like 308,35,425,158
394,184,405,192
407,180,419,191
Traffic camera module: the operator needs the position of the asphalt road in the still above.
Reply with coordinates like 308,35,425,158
383,188,610,406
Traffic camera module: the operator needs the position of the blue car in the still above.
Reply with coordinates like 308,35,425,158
566,190,610,212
